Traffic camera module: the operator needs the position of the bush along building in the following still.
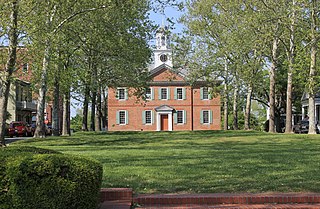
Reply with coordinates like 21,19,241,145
108,27,221,131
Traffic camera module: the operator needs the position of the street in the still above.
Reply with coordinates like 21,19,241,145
5,137,31,144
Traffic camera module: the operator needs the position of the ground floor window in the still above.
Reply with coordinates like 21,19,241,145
174,110,186,124
201,110,212,124
117,110,128,125
144,110,153,124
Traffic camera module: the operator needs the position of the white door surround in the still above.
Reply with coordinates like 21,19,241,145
155,105,174,131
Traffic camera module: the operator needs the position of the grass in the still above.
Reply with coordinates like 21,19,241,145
10,130,320,194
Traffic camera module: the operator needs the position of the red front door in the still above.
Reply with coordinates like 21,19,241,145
161,114,168,131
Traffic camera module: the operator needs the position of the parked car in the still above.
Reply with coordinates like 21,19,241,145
8,121,33,137
293,120,319,134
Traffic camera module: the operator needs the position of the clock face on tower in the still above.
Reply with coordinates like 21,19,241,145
160,54,168,62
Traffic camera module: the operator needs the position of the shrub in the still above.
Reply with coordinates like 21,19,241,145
0,146,102,209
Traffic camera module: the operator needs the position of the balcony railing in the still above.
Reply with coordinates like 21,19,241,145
16,101,37,111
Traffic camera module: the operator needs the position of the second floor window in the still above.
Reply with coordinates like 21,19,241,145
202,87,209,100
161,88,168,100
117,88,127,100
174,87,186,100
177,88,183,100
145,88,152,100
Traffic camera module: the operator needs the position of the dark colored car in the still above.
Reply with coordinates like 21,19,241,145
293,120,319,134
8,121,33,137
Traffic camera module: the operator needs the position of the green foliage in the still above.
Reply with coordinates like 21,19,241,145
226,113,260,131
70,113,83,132
0,146,102,209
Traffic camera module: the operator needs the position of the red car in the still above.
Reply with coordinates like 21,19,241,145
8,121,33,137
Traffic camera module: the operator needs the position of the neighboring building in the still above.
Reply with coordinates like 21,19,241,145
301,92,320,122
7,79,37,124
107,27,221,131
1,47,52,125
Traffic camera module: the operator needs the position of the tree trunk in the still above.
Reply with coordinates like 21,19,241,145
90,90,96,131
0,0,18,146
34,5,56,138
95,87,102,131
308,0,317,134
244,84,253,130
90,64,97,131
269,35,279,133
101,87,108,131
232,84,238,130
82,85,89,131
62,90,70,136
52,65,60,136
223,58,228,130
285,0,296,134
34,40,50,138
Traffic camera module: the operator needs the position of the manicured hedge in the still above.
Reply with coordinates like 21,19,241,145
0,146,103,209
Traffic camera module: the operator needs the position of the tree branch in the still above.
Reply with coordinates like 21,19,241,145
52,5,109,35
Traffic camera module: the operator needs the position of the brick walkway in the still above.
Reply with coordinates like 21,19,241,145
100,188,320,209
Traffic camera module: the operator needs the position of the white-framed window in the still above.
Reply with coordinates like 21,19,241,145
145,88,153,100
177,110,184,124
201,87,209,100
143,110,153,125
201,110,213,124
174,110,186,124
159,87,170,100
117,110,128,125
161,88,167,100
203,110,209,124
175,87,186,100
117,88,127,100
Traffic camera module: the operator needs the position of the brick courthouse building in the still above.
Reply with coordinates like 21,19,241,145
108,27,221,131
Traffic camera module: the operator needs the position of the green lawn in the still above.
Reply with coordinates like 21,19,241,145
10,130,320,194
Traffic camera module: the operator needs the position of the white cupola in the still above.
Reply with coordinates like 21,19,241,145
153,26,172,68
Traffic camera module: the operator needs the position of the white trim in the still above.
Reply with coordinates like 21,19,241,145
202,110,210,125
118,110,127,125
145,87,152,101
117,87,127,101
176,87,183,100
145,110,153,125
156,111,173,131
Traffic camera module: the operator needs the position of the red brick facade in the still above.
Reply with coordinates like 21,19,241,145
108,65,221,131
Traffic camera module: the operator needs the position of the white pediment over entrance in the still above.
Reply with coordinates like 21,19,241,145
155,105,175,112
